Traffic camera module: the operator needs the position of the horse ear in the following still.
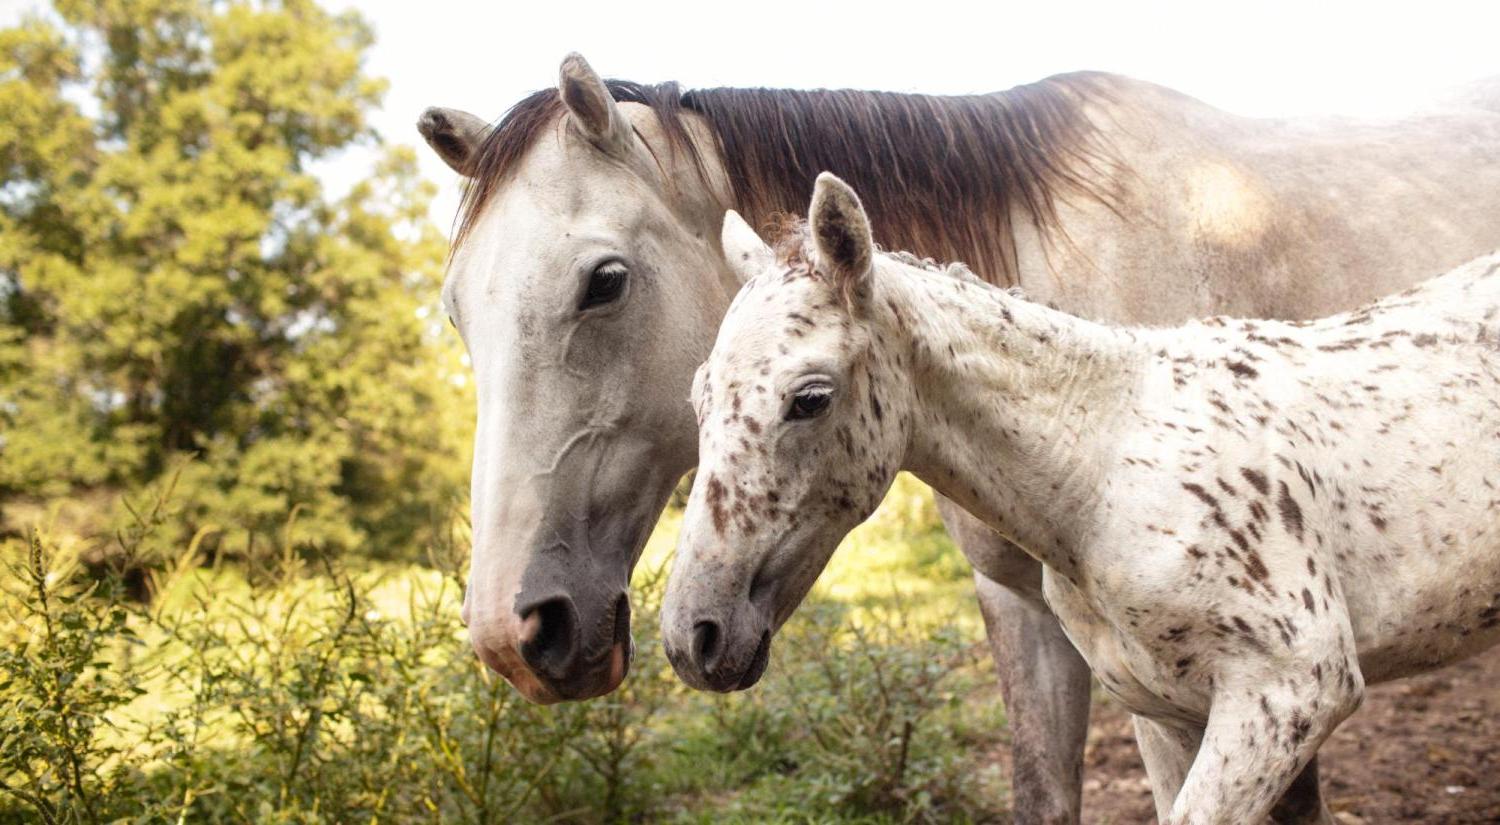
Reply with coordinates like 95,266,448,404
721,210,775,285
417,107,490,176
558,52,632,151
809,172,875,298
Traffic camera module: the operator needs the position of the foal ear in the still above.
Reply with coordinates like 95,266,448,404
417,107,490,176
558,52,633,151
809,172,875,297
721,210,775,285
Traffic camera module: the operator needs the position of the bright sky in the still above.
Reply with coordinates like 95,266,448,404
4,0,1499,230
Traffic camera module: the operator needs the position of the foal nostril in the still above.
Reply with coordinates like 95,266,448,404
518,597,579,679
748,565,778,609
691,619,723,674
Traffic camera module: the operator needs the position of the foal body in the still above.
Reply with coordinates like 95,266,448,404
907,251,1500,821
664,175,1500,824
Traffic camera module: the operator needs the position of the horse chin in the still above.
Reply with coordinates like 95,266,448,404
700,629,772,693
504,667,565,705
487,639,632,704
551,639,634,702
732,630,772,691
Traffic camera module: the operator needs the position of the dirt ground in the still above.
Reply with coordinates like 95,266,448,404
1061,644,1500,823
984,648,1500,825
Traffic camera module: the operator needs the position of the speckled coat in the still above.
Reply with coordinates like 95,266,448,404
664,175,1500,825
1022,253,1500,821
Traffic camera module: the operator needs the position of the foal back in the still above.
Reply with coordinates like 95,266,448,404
1144,252,1500,684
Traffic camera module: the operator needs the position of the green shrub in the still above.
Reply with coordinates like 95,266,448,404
675,597,987,825
0,533,161,825
1,520,999,824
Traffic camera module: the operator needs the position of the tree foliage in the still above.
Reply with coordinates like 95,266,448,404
0,0,472,562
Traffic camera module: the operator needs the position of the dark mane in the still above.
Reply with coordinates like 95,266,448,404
455,75,1122,285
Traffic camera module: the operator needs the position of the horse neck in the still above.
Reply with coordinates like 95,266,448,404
880,264,1145,573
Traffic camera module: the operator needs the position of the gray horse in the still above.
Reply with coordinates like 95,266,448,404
419,53,1500,823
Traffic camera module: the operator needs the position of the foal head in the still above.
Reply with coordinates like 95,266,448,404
662,174,915,692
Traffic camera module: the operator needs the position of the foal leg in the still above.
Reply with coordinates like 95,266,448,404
939,498,1091,825
1165,669,1361,825
1136,717,1331,824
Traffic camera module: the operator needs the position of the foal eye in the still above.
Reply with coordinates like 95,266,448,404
787,385,834,421
580,261,628,310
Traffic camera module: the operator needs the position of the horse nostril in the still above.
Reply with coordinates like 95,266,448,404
691,619,722,674
519,597,579,679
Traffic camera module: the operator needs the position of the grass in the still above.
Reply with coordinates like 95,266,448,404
1,473,1013,824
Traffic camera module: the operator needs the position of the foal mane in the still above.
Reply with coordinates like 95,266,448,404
772,218,991,308
455,75,1122,285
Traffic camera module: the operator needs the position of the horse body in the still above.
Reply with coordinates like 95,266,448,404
421,55,1500,822
667,176,1500,824
1009,74,1500,328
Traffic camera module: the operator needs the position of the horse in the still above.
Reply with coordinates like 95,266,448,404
418,53,1500,823
665,172,1500,825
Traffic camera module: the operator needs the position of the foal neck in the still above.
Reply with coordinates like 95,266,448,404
880,262,1147,574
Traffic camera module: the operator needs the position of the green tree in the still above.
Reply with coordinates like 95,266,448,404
0,0,472,563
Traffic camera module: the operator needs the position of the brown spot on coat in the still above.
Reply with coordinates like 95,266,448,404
1277,481,1305,540
1182,482,1219,510
1226,359,1260,379
706,476,729,535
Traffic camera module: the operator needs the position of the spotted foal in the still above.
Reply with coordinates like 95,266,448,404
662,173,1500,825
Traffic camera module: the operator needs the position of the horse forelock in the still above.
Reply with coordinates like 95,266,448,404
452,74,1124,285
450,80,704,254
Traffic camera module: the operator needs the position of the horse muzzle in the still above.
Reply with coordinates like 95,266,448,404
468,590,634,703
662,605,772,693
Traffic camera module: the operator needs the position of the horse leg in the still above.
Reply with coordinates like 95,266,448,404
938,497,1090,825
974,573,1092,824
1134,716,1202,821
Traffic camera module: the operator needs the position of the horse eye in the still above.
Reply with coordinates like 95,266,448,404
787,385,833,421
580,261,628,310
